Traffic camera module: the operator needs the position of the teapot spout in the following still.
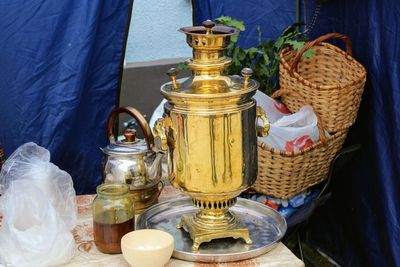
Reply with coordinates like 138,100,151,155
145,151,164,183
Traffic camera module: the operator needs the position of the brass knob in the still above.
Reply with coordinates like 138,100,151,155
203,20,215,34
241,67,253,90
167,68,180,90
123,129,136,143
153,117,171,152
256,106,270,137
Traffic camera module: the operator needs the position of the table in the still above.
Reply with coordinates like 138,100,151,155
64,186,304,267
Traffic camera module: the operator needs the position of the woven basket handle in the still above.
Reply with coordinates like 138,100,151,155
271,88,326,141
289,33,353,75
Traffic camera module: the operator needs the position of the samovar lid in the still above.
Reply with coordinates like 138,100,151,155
160,20,259,103
179,20,238,41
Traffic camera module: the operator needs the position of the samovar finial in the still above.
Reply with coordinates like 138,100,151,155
202,19,215,34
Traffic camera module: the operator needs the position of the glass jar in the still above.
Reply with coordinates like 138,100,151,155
92,183,135,254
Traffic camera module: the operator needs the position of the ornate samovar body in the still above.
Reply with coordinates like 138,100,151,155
154,21,269,251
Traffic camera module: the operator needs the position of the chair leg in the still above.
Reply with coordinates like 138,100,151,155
297,231,304,262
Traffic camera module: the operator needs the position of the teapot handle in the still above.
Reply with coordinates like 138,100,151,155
106,106,154,150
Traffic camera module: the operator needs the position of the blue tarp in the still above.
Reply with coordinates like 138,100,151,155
193,0,297,48
0,0,132,194
1,0,399,264
195,1,400,265
303,1,400,266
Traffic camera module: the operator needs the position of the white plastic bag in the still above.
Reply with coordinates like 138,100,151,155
149,98,167,130
0,142,77,267
255,91,328,151
254,90,291,123
260,105,322,151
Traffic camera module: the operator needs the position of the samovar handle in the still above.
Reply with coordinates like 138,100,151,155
256,106,270,137
106,106,154,150
153,117,171,152
240,67,270,137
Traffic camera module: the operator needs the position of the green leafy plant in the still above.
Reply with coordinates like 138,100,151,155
178,16,313,95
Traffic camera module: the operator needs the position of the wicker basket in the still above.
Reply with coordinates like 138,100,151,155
279,33,367,132
253,89,348,199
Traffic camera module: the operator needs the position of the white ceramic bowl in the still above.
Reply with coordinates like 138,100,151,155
121,229,174,267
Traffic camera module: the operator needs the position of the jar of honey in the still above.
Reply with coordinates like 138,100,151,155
92,183,135,254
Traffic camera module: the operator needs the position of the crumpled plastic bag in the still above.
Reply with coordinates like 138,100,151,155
149,98,167,131
255,90,328,151
0,142,77,267
150,91,327,152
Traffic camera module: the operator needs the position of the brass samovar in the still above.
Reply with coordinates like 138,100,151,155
153,20,269,251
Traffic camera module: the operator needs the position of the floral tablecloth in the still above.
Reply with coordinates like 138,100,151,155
63,186,304,267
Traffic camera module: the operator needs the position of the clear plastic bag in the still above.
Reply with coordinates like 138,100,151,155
0,142,77,267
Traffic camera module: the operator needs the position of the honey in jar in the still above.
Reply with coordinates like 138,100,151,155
92,183,135,254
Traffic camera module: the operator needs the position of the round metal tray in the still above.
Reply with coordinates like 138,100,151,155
136,197,287,263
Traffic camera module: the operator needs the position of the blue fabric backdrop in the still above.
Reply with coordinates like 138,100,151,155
194,1,400,265
193,0,297,48
303,1,400,266
0,0,132,194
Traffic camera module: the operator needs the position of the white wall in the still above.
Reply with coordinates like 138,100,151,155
125,0,193,63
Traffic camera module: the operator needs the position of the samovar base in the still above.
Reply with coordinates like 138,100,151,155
176,197,253,251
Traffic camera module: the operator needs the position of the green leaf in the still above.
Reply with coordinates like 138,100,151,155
263,54,270,65
263,39,274,49
302,48,314,59
284,40,314,59
274,36,285,49
237,48,246,61
285,40,306,52
247,47,259,53
214,16,245,31
232,46,239,61
246,47,258,59
177,62,188,71
280,24,303,39
259,64,270,76
231,34,239,44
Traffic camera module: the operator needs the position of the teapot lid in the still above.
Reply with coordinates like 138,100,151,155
103,129,151,156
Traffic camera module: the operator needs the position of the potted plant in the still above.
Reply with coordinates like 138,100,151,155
178,16,313,95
